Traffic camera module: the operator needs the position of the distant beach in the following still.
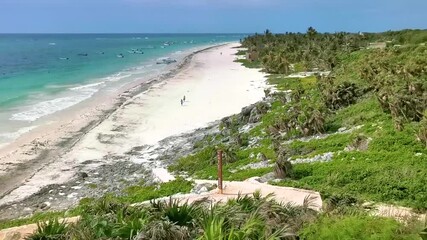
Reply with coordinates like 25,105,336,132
0,34,246,149
0,42,266,213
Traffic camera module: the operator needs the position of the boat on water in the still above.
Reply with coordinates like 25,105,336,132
77,53,88,56
156,57,177,64
163,41,175,46
127,49,144,54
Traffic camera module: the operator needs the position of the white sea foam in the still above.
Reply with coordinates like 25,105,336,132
0,126,39,142
9,49,185,123
103,73,132,82
69,81,105,91
10,83,102,122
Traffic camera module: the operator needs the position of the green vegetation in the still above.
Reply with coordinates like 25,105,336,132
25,217,68,240
234,58,262,69
3,28,427,238
23,193,423,240
235,49,247,56
299,214,421,240
167,28,427,238
0,178,193,230
170,72,427,210
241,28,427,210
242,28,427,73
0,211,68,231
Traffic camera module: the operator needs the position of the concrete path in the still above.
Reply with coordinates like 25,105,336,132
136,179,323,211
0,180,322,240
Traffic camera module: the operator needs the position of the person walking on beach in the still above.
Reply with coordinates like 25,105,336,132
180,99,183,106
183,95,186,102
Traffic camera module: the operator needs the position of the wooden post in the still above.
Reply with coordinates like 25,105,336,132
217,149,223,194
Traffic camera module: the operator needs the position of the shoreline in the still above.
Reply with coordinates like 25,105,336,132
0,42,224,152
0,42,267,218
0,43,229,200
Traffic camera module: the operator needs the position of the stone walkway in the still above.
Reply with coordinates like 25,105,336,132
136,179,323,211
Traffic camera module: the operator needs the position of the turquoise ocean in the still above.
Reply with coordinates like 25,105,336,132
0,34,245,147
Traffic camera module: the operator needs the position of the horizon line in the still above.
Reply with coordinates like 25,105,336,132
0,28,425,35
0,32,252,35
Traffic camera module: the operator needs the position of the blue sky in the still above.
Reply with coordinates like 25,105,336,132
0,0,426,33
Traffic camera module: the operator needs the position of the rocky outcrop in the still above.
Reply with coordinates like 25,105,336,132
191,182,217,194
237,101,271,125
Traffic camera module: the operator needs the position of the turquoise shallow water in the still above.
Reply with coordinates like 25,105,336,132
0,33,245,145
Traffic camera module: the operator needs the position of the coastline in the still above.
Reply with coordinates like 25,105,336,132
0,43,228,199
0,42,267,219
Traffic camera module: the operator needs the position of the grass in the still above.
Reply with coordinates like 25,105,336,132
267,75,317,91
287,132,354,159
234,58,262,69
235,49,247,55
169,70,427,211
169,132,276,181
120,178,193,203
271,83,427,210
299,214,422,240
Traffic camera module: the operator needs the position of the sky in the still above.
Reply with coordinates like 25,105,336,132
0,0,426,33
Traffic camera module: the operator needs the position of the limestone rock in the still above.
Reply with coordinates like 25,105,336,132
256,153,267,162
259,172,276,183
78,172,89,179
241,104,255,117
192,183,217,194
248,107,262,123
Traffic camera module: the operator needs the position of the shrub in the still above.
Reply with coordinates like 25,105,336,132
274,150,294,179
25,218,68,240
150,198,202,227
417,111,427,147
299,214,419,240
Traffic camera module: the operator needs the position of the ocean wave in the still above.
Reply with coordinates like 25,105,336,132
103,73,132,82
10,84,101,122
0,126,38,141
69,81,105,91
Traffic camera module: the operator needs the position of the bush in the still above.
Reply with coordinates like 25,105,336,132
417,111,427,147
25,218,68,240
299,214,420,240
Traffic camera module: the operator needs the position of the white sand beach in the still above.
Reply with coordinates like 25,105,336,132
0,43,267,206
